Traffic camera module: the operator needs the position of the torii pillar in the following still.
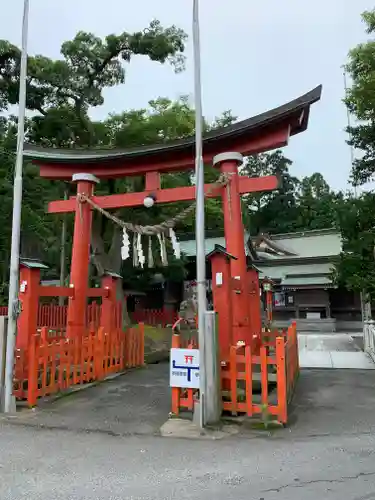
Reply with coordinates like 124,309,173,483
66,173,99,338
213,152,257,348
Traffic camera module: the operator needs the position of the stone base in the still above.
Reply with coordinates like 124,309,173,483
160,418,239,440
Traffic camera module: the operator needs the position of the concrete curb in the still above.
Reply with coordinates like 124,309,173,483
160,418,240,440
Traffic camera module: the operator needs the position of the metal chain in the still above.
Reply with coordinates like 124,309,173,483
78,172,233,235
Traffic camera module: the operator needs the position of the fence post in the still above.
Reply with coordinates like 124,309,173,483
292,321,299,375
17,264,40,349
138,322,145,366
171,331,180,415
95,327,105,380
0,316,8,411
27,333,38,407
276,337,287,424
204,311,221,425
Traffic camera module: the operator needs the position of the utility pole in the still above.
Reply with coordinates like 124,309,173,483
343,69,357,197
192,0,208,427
59,188,68,305
3,0,29,413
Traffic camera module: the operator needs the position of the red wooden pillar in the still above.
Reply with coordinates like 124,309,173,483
247,266,261,343
207,246,236,361
67,173,99,338
213,152,252,347
101,272,121,333
16,260,48,349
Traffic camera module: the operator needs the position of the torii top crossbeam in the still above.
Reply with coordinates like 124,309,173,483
24,86,322,180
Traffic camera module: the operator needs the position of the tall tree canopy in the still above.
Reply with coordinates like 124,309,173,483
335,192,375,299
335,8,375,298
345,8,375,185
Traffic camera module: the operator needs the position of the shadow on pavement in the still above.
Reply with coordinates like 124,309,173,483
12,362,171,436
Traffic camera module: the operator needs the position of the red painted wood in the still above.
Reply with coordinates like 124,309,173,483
210,254,233,361
66,180,96,338
101,275,118,333
219,158,253,347
37,128,290,180
247,268,261,343
145,171,161,191
17,266,40,350
37,286,74,297
47,175,279,214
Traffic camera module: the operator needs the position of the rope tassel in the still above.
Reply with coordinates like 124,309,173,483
169,228,181,259
148,236,154,268
157,233,168,266
133,233,139,267
121,228,130,261
137,233,145,269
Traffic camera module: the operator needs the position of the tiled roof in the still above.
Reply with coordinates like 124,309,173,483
180,233,251,257
257,262,334,281
257,229,342,259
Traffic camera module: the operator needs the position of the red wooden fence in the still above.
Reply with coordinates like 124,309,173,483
131,308,178,327
0,302,124,331
171,322,299,424
14,323,145,407
0,303,175,329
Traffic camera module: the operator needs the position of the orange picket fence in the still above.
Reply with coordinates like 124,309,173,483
131,308,179,327
171,322,299,424
13,323,145,407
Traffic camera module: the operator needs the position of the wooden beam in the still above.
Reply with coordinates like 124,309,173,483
47,175,279,214
88,288,109,298
38,286,74,297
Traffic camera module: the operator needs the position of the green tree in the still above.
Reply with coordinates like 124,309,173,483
335,192,375,299
344,9,375,185
241,150,300,234
334,9,375,297
295,173,343,231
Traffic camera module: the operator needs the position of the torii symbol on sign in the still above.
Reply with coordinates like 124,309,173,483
184,355,194,364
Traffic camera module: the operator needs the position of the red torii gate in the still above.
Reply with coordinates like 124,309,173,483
24,85,321,354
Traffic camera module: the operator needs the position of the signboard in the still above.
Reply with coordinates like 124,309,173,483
274,292,285,307
170,348,200,389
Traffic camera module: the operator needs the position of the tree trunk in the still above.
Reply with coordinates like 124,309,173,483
90,215,131,327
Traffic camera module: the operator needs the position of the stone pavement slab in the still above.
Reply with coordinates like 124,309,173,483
330,351,375,369
299,350,333,368
298,333,375,369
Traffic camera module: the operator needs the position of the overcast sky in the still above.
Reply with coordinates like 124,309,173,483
2,0,374,190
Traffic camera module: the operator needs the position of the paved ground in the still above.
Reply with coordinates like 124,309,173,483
13,362,171,436
299,333,375,369
2,365,375,499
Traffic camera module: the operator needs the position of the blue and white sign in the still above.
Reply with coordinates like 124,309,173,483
170,348,200,389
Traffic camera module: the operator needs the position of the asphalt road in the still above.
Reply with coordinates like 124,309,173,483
1,421,375,500
2,365,375,499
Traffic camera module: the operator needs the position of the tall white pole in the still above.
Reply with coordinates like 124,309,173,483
192,0,207,427
343,70,357,197
3,0,29,413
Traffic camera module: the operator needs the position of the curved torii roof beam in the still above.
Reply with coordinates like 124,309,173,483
24,85,322,180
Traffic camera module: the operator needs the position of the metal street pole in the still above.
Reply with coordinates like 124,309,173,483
192,0,207,428
3,0,29,413
343,70,357,197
